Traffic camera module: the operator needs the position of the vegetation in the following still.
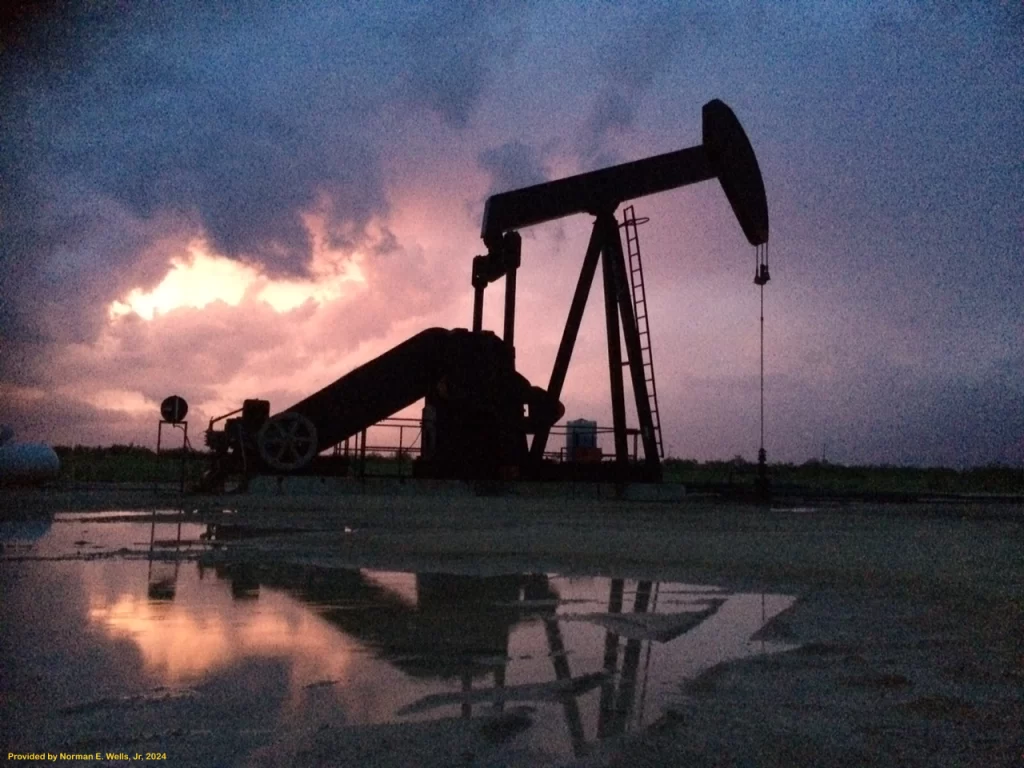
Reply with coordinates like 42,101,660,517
52,445,411,485
51,444,1022,497
662,456,1024,496
55,444,206,485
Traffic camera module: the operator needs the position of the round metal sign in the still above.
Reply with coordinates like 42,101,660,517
160,395,189,424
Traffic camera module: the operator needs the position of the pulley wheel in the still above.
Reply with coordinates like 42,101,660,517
256,412,318,472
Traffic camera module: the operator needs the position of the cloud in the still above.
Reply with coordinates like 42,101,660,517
394,4,528,129
2,6,389,275
1,387,156,449
0,177,193,360
658,350,1024,468
0,218,467,446
477,141,549,197
0,1,535,358
577,5,716,161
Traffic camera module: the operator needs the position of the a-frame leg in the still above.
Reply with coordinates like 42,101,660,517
529,223,604,461
599,213,629,466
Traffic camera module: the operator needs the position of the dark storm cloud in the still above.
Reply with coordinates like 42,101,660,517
0,174,185,347
477,141,549,197
663,345,1024,468
0,0,535,360
393,3,530,129
578,4,718,161
775,350,1024,468
1,392,154,449
2,3,388,276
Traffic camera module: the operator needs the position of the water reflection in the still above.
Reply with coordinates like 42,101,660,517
1,515,796,764
147,516,185,600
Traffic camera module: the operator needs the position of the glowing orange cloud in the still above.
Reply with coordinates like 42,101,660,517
108,230,367,321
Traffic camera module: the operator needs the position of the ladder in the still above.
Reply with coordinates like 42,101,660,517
621,205,664,458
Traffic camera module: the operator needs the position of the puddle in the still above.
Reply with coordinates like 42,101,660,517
1,513,797,765
1,511,212,560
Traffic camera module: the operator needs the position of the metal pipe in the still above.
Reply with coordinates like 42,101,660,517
503,267,516,353
180,422,188,492
472,285,484,332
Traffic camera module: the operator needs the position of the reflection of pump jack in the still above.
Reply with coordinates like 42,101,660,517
147,512,183,601
596,579,652,740
544,578,662,757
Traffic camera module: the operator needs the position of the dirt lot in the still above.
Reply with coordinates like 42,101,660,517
3,485,1023,766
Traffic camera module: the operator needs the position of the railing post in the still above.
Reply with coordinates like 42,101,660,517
398,425,404,481
359,429,367,482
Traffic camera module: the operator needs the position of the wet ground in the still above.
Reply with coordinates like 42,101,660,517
2,511,796,765
2,494,1022,766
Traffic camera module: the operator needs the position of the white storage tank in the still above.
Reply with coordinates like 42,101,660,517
0,431,61,486
566,419,599,462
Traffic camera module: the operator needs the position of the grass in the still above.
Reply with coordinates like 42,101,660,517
55,445,205,485
52,445,1023,496
662,458,1024,496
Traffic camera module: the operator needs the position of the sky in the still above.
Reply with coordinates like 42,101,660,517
1,1,1021,468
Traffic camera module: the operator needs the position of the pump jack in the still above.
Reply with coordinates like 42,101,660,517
201,99,768,488
471,98,769,479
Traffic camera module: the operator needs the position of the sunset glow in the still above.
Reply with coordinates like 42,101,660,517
108,246,367,320
83,389,156,415
88,583,356,687
108,248,251,320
